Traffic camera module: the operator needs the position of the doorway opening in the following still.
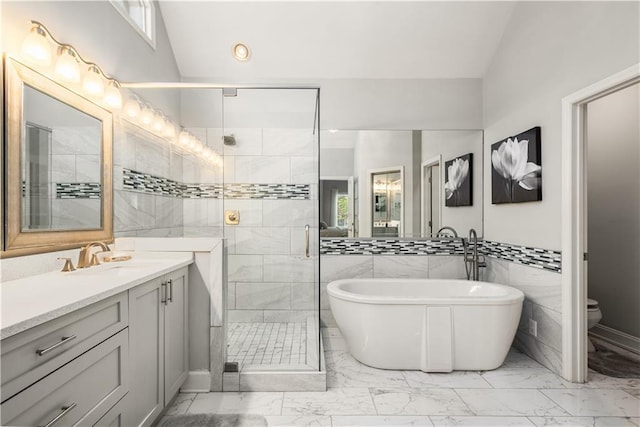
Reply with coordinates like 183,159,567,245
561,64,639,382
421,156,442,237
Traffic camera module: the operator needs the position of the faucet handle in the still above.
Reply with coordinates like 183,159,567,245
89,253,101,267
58,257,76,272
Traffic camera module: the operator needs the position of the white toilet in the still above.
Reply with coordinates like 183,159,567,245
587,298,603,352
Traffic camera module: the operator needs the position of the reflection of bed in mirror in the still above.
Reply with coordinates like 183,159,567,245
320,221,349,237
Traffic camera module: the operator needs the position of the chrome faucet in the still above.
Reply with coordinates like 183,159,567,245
77,241,110,268
463,228,486,280
435,226,458,238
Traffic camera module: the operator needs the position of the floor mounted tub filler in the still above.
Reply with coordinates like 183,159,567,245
327,279,524,372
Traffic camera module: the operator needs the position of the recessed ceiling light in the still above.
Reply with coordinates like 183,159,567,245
232,43,250,61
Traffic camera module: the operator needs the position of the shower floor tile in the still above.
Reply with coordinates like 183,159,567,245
228,322,306,368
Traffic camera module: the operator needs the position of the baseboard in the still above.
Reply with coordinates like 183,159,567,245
590,324,640,355
181,370,212,392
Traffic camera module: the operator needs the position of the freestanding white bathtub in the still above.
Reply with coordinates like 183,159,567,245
327,279,524,372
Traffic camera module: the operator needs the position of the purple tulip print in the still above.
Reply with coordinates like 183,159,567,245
491,126,542,204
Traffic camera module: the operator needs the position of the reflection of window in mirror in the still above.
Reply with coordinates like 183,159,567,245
320,178,352,238
24,123,53,230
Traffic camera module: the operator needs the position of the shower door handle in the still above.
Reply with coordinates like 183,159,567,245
305,224,310,258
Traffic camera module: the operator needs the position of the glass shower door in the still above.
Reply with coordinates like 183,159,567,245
222,88,320,372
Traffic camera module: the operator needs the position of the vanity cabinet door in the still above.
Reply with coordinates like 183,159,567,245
125,277,165,427
0,329,128,427
163,267,189,403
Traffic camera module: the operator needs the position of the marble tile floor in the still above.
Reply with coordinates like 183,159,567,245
163,328,640,426
228,322,307,367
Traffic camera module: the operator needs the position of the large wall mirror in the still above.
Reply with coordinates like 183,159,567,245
2,58,113,257
320,129,483,239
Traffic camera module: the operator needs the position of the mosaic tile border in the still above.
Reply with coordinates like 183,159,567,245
320,238,562,273
56,182,101,199
482,240,561,272
122,169,310,200
320,238,466,255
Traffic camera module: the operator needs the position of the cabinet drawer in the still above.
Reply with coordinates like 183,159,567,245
1,293,128,402
1,328,129,427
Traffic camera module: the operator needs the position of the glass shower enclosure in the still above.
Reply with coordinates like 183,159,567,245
222,88,321,374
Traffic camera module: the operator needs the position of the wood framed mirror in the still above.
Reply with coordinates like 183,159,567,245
2,57,113,257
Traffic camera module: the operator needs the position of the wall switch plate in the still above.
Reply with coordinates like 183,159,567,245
529,319,538,337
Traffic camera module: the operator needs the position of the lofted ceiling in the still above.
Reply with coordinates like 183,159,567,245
158,1,516,81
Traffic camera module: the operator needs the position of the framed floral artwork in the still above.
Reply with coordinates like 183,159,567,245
444,153,472,207
491,126,542,204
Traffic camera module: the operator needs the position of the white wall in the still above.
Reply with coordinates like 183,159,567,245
422,130,484,236
482,1,640,250
587,83,640,338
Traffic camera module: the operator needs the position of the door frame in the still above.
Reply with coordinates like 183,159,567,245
561,63,639,382
421,155,442,237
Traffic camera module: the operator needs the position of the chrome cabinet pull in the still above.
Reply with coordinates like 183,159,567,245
167,279,173,303
161,282,167,305
42,402,76,427
305,224,310,258
36,335,77,356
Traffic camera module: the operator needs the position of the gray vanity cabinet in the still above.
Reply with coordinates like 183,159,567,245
125,267,189,427
0,294,129,427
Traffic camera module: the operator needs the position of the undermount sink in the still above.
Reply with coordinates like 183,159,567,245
71,259,162,275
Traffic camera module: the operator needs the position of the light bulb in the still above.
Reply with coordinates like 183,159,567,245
55,46,81,82
152,114,165,133
103,80,122,109
140,106,154,126
21,25,51,66
202,148,213,160
82,65,104,97
124,98,141,119
192,140,204,154
178,130,191,146
163,122,176,139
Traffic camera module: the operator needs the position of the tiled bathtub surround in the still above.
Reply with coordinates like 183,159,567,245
320,238,562,273
483,241,561,273
56,182,101,199
320,239,563,375
123,168,310,200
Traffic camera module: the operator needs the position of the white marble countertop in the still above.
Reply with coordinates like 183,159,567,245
0,251,193,340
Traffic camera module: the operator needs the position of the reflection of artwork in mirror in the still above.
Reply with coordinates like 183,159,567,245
444,153,472,207
372,171,401,237
22,85,102,231
491,127,542,204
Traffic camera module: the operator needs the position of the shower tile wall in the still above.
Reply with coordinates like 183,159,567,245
113,120,184,237
184,127,318,324
50,126,101,228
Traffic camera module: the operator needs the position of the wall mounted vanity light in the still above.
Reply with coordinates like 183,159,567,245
21,21,122,109
20,20,221,168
